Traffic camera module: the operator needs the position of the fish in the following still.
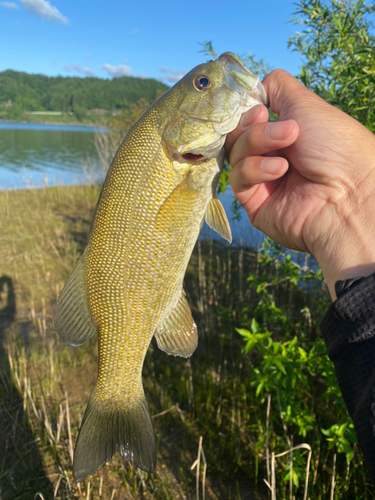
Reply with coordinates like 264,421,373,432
54,52,267,482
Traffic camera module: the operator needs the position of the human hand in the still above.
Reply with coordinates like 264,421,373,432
225,70,375,298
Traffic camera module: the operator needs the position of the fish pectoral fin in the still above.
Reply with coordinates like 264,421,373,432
54,255,97,347
154,290,198,358
205,194,232,243
157,174,199,220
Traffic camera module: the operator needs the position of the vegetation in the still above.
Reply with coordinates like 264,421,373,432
0,70,168,123
288,0,375,131
1,185,374,499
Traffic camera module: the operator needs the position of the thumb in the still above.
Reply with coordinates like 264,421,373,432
262,69,321,119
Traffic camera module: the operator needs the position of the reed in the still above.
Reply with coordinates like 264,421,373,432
190,436,207,500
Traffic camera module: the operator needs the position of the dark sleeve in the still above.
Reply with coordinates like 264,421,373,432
320,273,375,484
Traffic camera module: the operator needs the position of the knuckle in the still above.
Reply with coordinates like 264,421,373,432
268,68,291,81
245,126,259,148
238,161,248,179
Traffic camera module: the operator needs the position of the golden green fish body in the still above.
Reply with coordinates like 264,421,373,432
54,52,267,481
88,106,216,406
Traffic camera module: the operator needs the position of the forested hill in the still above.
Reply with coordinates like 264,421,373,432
0,70,169,113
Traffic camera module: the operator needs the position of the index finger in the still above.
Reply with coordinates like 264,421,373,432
225,104,269,157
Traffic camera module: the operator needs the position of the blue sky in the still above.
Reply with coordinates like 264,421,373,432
0,0,304,83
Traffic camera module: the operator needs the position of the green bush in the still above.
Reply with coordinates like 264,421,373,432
288,0,375,131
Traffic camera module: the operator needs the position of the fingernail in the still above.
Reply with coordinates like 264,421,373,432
239,105,260,128
264,121,293,140
260,158,286,174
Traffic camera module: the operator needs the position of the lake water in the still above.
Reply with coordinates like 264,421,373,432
0,121,266,247
0,122,104,189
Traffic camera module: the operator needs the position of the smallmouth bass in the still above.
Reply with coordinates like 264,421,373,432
54,52,267,482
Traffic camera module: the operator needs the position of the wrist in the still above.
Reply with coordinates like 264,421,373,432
320,260,375,301
311,210,375,300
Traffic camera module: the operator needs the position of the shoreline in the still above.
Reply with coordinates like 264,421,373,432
0,121,108,132
0,116,104,128
0,119,101,127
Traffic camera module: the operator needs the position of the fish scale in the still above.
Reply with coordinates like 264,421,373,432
89,114,202,405
54,51,267,481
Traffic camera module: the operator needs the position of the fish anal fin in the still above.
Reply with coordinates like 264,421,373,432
74,390,156,482
154,290,197,358
205,194,232,243
54,256,97,347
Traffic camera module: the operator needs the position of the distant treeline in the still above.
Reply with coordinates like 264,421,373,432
0,70,169,117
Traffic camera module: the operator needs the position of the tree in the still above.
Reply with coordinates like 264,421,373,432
288,0,375,131
0,70,168,115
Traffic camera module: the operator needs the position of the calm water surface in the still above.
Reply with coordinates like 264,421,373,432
0,122,103,190
0,121,266,246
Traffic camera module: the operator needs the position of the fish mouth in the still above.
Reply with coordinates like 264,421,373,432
178,132,226,162
182,153,205,163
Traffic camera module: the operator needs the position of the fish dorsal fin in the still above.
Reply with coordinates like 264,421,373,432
54,255,97,346
154,290,197,358
205,194,232,243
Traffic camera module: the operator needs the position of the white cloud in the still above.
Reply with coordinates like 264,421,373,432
102,63,132,78
136,73,147,79
19,0,68,24
159,67,186,83
0,2,20,9
63,63,94,76
131,27,138,35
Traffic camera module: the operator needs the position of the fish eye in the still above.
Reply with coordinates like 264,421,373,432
193,75,211,91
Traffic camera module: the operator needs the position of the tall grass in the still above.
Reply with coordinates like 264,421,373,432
0,185,374,499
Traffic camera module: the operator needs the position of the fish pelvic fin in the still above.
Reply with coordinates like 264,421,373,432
54,255,97,346
205,194,232,243
74,390,156,482
154,290,198,358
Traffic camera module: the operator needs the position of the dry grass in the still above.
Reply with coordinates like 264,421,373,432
0,184,100,318
0,185,267,500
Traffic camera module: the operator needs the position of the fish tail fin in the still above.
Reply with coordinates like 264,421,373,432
73,390,156,482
